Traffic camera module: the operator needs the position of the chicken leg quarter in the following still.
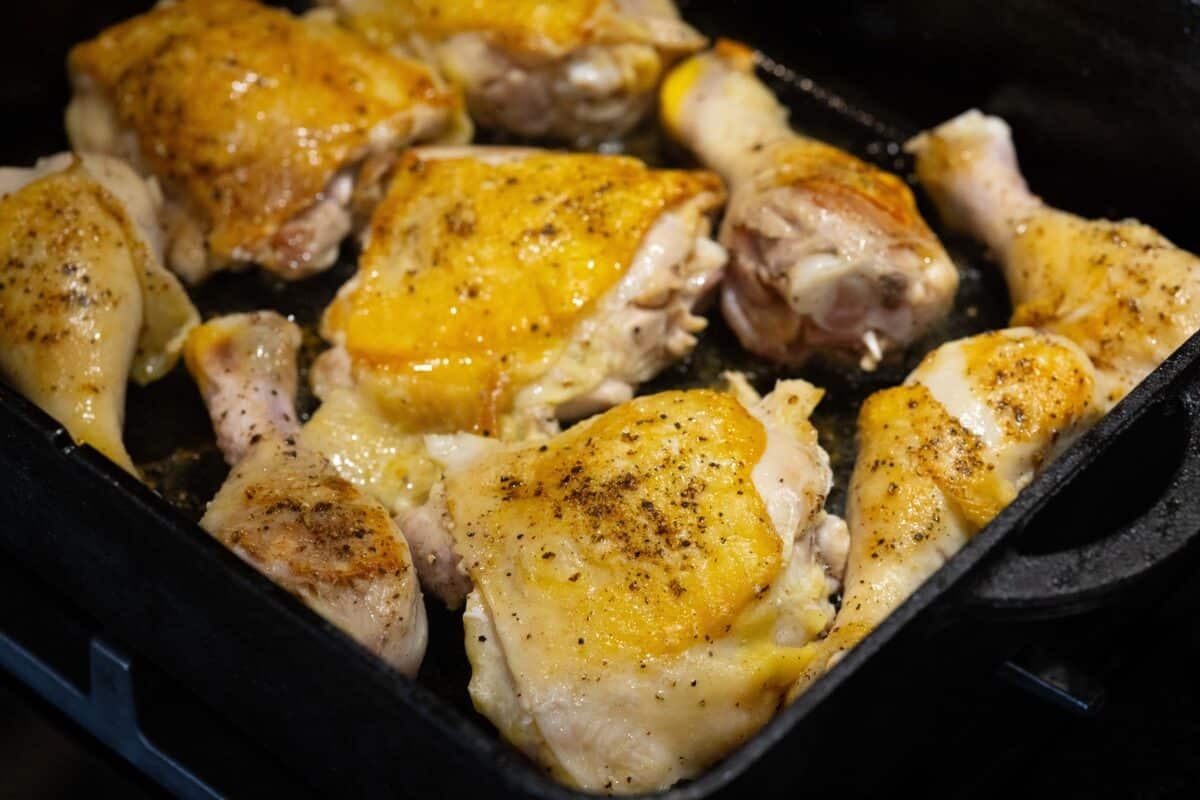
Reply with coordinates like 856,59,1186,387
186,312,427,676
907,110,1200,408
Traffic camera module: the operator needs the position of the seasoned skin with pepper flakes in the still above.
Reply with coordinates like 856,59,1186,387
323,0,705,146
661,41,958,370
789,328,1098,699
402,381,847,792
312,146,726,514
67,0,469,285
908,110,1200,409
186,312,427,676
0,153,198,474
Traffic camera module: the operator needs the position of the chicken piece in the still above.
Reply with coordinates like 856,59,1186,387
185,312,427,676
661,41,958,369
401,381,848,792
67,0,470,285
907,110,1200,408
323,0,705,146
300,385,444,517
788,328,1098,700
0,153,198,474
316,146,726,512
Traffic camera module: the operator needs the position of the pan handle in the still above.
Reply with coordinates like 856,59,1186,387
966,381,1200,618
0,632,221,800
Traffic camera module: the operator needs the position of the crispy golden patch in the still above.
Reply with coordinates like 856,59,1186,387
204,437,411,583
857,383,1012,534
763,138,941,255
323,151,722,433
0,161,196,472
446,390,779,660
69,0,464,268
1007,212,1200,405
0,166,140,470
955,329,1098,452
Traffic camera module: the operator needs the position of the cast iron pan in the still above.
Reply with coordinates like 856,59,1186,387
1,1,1200,797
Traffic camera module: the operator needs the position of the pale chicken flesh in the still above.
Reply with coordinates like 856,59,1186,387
789,328,1098,699
661,41,958,369
323,0,705,146
185,312,427,676
312,146,726,513
0,153,198,474
907,110,1200,409
402,381,847,792
67,0,469,285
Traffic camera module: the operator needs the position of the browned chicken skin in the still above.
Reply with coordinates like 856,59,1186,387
186,312,427,676
789,328,1098,699
661,41,958,369
67,0,469,284
323,0,705,146
908,110,1200,408
309,146,726,514
0,153,198,474
404,379,847,792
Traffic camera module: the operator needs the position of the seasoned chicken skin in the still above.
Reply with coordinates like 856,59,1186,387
67,0,469,284
0,153,198,474
312,147,726,513
403,382,848,792
789,328,1098,699
186,312,427,676
662,41,958,369
907,110,1200,408
324,0,705,146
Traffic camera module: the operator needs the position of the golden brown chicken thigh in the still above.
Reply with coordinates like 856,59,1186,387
907,110,1200,408
0,153,198,474
403,380,847,792
309,146,726,513
789,328,1098,699
67,0,469,284
661,41,958,369
323,0,705,146
186,312,427,676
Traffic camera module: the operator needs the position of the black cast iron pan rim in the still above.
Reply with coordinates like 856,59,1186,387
4,324,1198,800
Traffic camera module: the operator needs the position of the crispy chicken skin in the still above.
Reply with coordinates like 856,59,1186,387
312,146,726,513
789,328,1098,699
402,381,847,792
907,110,1200,408
662,41,958,369
185,312,427,676
67,0,469,284
0,153,198,474
323,0,705,146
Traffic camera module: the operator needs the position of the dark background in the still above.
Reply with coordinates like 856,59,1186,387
3,1,1200,797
